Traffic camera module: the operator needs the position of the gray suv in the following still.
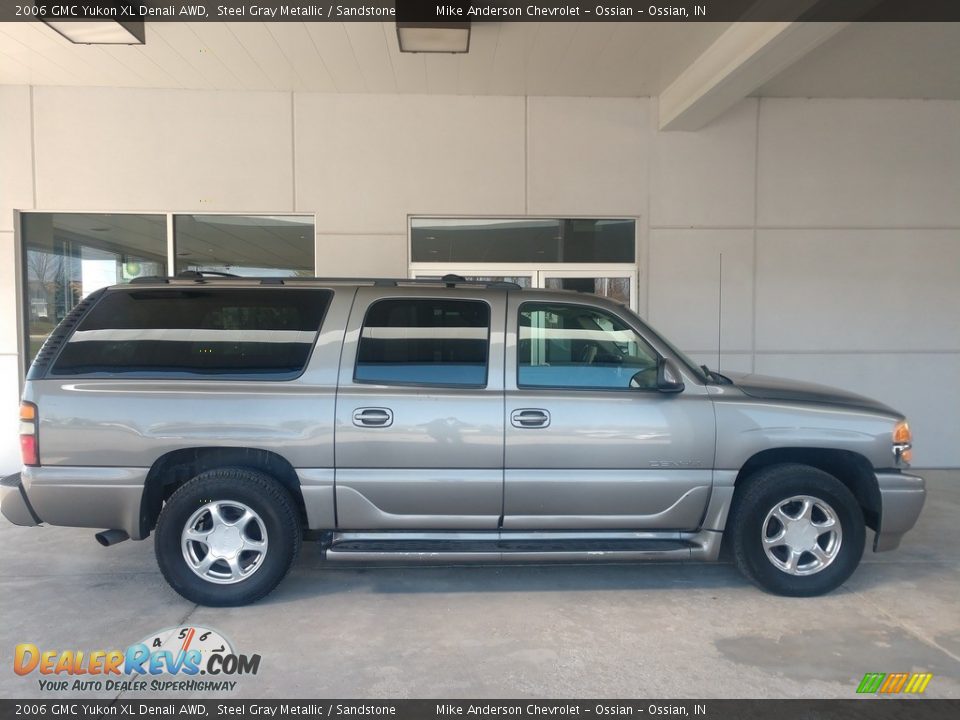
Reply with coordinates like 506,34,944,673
1,275,925,606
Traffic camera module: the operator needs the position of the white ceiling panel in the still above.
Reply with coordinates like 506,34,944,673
2,20,956,100
222,22,300,90
342,22,398,94
188,22,272,91
304,23,369,92
0,20,735,96
263,22,336,92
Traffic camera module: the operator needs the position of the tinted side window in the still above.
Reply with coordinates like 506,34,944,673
50,288,331,379
518,303,659,389
355,298,490,387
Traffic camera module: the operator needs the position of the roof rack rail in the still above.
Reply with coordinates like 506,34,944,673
124,275,523,290
176,270,239,279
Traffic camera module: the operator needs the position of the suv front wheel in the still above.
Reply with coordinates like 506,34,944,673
728,463,865,597
154,467,302,606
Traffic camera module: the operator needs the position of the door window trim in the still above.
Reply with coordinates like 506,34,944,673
352,296,494,390
515,301,665,393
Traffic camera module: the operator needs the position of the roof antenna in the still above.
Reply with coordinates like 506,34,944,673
717,252,723,373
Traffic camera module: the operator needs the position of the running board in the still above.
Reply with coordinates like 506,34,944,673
322,530,723,563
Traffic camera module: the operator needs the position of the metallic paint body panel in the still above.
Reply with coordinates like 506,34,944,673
335,481,501,529
33,382,337,468
725,371,899,416
0,474,39,526
709,385,902,471
501,473,711,530
333,287,506,528
21,465,146,538
874,471,926,551
502,292,716,529
296,469,336,530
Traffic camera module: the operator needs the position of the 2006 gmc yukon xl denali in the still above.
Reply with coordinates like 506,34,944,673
1,275,925,606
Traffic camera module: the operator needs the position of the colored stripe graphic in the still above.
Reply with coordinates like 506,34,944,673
857,673,885,693
857,672,932,694
908,673,933,694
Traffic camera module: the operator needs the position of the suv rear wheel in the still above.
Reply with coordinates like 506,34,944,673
728,463,865,597
154,467,302,606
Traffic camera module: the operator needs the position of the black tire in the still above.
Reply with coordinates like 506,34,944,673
728,463,865,597
154,467,302,606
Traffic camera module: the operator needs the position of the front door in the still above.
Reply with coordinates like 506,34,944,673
334,287,505,530
503,297,715,530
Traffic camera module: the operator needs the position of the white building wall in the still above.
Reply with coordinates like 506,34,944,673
0,87,957,468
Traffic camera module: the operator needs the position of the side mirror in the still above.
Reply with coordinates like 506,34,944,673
656,358,685,393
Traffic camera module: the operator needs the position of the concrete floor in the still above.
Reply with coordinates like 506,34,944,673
1,470,957,700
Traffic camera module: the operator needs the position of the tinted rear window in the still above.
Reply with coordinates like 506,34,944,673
355,298,490,386
50,288,331,379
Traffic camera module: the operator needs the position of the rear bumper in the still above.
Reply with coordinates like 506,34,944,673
874,471,926,552
1,473,42,526
2,466,147,539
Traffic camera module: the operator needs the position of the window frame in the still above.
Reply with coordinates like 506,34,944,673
41,286,332,383
352,296,494,390
516,300,665,393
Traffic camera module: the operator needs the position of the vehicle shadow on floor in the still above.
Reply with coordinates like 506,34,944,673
259,540,952,606
261,543,750,604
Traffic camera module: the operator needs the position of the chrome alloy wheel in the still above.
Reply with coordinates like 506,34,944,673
181,501,268,584
761,495,842,576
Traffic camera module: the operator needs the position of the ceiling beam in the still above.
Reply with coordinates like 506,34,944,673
659,20,847,131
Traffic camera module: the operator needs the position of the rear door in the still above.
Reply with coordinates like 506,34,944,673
503,296,715,530
334,287,505,529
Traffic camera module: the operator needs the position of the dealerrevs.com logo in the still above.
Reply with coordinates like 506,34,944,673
14,626,260,693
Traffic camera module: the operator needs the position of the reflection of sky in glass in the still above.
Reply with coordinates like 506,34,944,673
411,217,635,264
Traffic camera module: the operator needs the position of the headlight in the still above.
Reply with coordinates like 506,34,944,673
893,420,912,465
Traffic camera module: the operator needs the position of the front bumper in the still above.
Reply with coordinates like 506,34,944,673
1,473,42,527
874,471,926,552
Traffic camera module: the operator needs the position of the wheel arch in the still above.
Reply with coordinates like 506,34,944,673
138,447,306,539
733,448,881,531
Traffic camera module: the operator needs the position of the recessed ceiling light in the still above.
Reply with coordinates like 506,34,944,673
396,22,470,53
43,20,145,45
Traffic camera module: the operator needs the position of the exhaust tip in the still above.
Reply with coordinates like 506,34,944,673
95,529,129,547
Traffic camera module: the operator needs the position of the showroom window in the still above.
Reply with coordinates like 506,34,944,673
409,217,638,309
354,298,491,387
411,217,635,263
21,213,168,365
174,214,314,277
19,212,315,369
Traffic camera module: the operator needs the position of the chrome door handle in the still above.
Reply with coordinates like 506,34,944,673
511,409,550,428
353,408,393,427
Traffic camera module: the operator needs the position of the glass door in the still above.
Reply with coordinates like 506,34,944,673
410,266,536,289
538,269,636,309
411,267,636,310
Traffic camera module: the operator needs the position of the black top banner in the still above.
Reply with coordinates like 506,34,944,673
0,700,958,720
5,0,960,23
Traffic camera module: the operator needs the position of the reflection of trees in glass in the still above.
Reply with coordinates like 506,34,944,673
26,251,64,322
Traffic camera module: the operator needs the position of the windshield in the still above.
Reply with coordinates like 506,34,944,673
621,307,710,384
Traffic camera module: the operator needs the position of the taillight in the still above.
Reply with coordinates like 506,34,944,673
19,401,38,466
